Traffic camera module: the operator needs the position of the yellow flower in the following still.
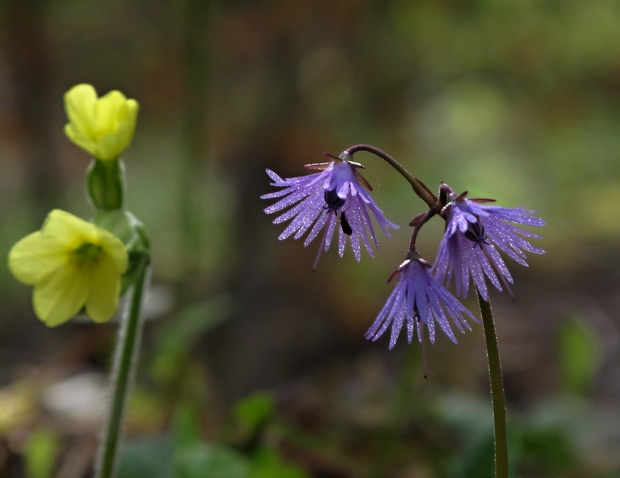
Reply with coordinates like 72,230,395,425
64,84,139,161
8,210,128,326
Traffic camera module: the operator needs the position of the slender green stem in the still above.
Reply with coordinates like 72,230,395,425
95,254,150,478
344,144,437,208
477,292,508,478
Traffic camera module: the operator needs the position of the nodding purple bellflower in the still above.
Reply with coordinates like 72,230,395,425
365,258,476,349
261,156,398,270
434,186,546,301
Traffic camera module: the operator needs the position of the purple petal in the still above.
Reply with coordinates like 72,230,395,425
262,162,398,268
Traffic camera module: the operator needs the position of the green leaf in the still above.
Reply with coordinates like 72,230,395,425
172,402,204,449
151,295,230,384
171,404,252,478
23,428,60,478
117,437,174,478
559,317,601,395
447,430,495,478
250,448,309,478
175,443,250,478
234,392,274,435
520,426,576,476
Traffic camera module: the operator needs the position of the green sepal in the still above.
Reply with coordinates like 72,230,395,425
120,251,151,296
87,158,125,210
93,209,151,295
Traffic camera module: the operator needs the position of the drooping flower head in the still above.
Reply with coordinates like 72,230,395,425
365,258,475,349
261,153,398,269
8,210,128,326
64,84,139,161
434,185,546,301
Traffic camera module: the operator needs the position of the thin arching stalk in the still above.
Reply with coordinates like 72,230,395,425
344,144,437,208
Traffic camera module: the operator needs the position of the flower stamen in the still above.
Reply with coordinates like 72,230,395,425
463,221,490,249
74,242,103,266
323,189,345,212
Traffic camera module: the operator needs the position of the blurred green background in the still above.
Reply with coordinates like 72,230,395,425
1,0,620,477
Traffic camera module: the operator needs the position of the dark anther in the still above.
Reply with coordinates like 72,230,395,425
324,189,345,212
464,221,489,249
340,212,352,235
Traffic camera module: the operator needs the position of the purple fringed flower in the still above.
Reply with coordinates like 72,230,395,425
434,190,546,301
261,158,398,269
365,259,475,349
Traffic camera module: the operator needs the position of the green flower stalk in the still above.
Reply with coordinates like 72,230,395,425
95,253,150,478
478,293,508,478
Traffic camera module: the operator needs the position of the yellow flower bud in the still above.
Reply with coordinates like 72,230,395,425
64,84,139,161
8,210,128,326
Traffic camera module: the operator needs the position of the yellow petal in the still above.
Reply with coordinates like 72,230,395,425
125,100,139,144
96,94,139,160
64,84,98,140
114,120,134,155
64,123,98,157
85,255,122,323
96,91,126,130
8,232,67,284
116,99,139,136
96,132,122,161
42,210,127,271
42,209,98,246
33,264,88,327
125,99,139,123
98,230,129,273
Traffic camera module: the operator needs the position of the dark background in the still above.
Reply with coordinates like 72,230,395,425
1,1,619,477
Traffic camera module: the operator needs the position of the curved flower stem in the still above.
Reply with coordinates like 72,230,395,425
408,208,438,253
95,253,150,478
477,292,508,478
343,144,437,208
